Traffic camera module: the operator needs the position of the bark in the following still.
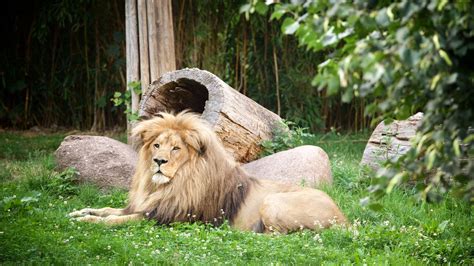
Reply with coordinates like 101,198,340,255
125,0,140,121
147,0,176,82
137,0,150,95
138,68,283,163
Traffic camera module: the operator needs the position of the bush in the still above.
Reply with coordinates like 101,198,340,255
245,0,474,203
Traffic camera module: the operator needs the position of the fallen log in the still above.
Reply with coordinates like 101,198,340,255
138,68,283,163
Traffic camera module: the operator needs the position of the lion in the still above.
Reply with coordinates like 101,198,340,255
69,112,347,233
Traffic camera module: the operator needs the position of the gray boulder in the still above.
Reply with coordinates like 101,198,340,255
360,112,423,171
55,135,138,189
242,145,332,187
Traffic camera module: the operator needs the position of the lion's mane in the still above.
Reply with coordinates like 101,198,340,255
124,112,255,225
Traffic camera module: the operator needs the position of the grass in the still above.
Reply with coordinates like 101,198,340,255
0,131,472,264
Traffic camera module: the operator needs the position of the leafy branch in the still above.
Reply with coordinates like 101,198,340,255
246,0,474,204
111,81,141,122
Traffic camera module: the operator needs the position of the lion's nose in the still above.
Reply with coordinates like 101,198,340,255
154,158,168,166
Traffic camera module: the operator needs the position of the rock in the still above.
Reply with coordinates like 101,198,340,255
54,135,138,189
242,145,332,187
360,112,423,171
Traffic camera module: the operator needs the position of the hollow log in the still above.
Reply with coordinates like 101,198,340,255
138,68,283,163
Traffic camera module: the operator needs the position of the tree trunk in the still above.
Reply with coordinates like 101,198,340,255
126,0,176,142
125,0,139,136
138,68,283,163
147,0,176,83
137,0,150,94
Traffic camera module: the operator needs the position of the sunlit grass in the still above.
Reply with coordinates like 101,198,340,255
0,131,472,264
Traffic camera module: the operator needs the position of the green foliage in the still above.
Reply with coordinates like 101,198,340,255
0,191,41,214
46,167,79,196
0,0,126,129
0,132,472,264
260,120,314,156
111,81,141,122
1,0,370,132
250,0,474,203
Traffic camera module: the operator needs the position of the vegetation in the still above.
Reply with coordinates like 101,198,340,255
1,0,369,131
1,0,472,263
244,0,474,203
1,132,472,264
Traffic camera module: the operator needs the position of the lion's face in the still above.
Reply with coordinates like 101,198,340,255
147,130,191,185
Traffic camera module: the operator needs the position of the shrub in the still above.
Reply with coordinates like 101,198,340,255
245,0,474,203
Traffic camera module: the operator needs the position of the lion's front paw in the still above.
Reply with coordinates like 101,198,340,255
69,208,95,218
73,215,104,223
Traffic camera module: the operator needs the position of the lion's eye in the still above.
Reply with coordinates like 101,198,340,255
172,146,180,151
154,143,160,149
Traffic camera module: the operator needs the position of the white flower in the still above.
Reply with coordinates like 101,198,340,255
313,234,323,243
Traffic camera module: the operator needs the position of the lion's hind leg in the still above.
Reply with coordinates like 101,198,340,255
259,190,347,234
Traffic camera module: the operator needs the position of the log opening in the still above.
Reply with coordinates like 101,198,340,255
142,78,209,116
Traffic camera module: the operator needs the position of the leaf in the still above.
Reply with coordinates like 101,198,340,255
437,220,449,232
282,17,299,35
327,75,340,95
338,68,348,87
341,89,353,103
368,203,383,211
453,138,461,157
437,0,448,11
254,2,268,15
270,8,286,20
396,27,409,43
359,197,370,206
432,34,441,50
439,49,452,66
375,8,390,27
426,150,436,170
430,73,441,90
239,4,251,14
386,172,404,194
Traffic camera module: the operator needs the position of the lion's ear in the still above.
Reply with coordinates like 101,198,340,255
130,122,147,151
131,119,160,151
184,130,209,156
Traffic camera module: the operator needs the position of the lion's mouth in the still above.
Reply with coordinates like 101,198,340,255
152,170,171,185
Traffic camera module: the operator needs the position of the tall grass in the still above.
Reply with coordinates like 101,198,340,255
0,132,472,264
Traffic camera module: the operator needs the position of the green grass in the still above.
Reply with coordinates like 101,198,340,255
0,131,472,264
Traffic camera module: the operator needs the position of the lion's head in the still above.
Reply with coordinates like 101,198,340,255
131,112,219,185
148,131,189,184
127,112,250,225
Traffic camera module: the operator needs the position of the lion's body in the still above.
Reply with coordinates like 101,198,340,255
70,112,347,233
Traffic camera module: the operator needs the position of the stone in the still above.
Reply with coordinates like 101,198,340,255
242,145,332,187
360,112,423,171
54,135,138,189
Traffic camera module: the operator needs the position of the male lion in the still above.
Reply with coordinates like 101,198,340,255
70,112,347,233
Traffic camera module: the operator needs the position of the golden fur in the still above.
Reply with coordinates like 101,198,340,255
70,112,347,233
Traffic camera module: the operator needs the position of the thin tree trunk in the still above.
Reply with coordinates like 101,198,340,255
272,43,281,116
24,20,35,128
137,0,150,95
83,17,92,128
147,0,176,82
91,17,105,131
242,24,248,95
126,0,140,133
